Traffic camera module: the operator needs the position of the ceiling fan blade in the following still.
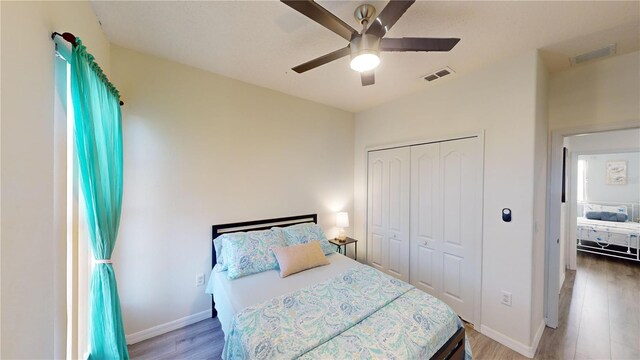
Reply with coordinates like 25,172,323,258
381,37,460,52
366,0,415,38
281,0,357,41
361,70,375,86
292,46,351,73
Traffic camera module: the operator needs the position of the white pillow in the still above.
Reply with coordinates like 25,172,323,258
602,205,627,215
583,204,602,213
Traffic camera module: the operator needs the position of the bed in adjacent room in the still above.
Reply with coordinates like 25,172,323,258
577,203,640,261
206,214,470,360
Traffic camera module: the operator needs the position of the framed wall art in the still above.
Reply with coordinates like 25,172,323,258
606,160,627,185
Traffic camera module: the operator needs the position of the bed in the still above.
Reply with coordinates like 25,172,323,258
577,203,640,262
207,214,470,359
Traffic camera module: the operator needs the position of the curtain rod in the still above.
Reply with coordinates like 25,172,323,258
51,32,124,106
51,31,77,46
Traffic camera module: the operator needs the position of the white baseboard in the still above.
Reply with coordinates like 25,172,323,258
559,270,566,294
531,320,545,357
480,321,545,358
126,309,212,345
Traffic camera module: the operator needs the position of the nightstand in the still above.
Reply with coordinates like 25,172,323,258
329,237,358,260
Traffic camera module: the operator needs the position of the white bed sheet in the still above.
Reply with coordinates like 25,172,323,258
577,217,640,249
206,253,360,337
577,217,640,233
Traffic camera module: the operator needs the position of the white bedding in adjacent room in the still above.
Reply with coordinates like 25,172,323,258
206,253,360,336
577,217,640,233
577,217,640,249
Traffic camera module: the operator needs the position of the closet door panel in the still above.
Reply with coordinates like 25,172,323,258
442,151,463,246
387,150,410,281
410,143,442,294
416,246,436,291
439,138,481,322
370,233,384,269
367,156,387,272
389,158,403,231
417,155,436,238
388,237,402,277
367,148,410,281
370,160,384,228
443,253,463,301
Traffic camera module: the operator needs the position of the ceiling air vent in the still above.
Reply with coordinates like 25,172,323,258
570,44,616,66
422,67,455,82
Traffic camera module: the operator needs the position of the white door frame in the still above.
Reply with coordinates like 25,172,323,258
364,130,485,327
545,121,640,328
568,151,578,272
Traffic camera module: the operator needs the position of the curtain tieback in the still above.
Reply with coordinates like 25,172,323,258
94,259,113,264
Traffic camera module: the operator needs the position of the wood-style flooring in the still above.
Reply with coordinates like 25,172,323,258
128,252,639,359
538,252,640,360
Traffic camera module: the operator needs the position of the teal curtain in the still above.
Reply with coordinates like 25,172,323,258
70,38,129,359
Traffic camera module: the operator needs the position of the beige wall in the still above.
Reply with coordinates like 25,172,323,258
1,1,110,358
354,50,541,354
108,45,355,338
549,51,640,131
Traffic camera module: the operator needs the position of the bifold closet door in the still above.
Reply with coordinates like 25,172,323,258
410,137,482,324
410,143,442,296
367,147,410,282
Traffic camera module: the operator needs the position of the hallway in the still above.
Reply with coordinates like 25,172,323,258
535,252,640,359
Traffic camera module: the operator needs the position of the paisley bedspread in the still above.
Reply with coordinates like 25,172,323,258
224,264,472,359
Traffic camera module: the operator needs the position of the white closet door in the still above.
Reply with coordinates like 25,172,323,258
367,147,410,282
440,138,481,323
410,143,443,295
368,153,387,273
410,138,481,324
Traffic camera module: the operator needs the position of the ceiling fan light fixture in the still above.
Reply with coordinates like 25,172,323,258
350,33,381,72
350,52,380,72
282,0,460,86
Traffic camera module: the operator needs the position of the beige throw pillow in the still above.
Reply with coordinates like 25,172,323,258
272,241,330,278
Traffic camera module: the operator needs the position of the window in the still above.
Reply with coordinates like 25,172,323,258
577,159,587,202
54,41,91,360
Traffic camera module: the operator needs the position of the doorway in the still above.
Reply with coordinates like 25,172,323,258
545,126,640,329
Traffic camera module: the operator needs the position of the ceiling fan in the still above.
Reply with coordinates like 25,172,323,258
282,0,460,86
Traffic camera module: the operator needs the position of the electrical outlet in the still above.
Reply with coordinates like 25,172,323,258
501,291,512,307
195,273,205,287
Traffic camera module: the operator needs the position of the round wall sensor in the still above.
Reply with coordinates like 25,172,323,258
502,208,512,222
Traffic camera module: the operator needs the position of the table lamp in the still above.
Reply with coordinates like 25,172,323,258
336,212,349,241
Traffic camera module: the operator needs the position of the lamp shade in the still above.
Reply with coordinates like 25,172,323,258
336,212,349,228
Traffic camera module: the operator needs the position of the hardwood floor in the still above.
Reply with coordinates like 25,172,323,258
127,317,224,359
543,251,639,360
128,252,639,359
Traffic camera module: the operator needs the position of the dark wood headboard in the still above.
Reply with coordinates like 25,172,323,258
209,213,317,318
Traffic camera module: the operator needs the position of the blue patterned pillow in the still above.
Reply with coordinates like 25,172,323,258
224,228,287,279
213,232,241,272
280,223,334,255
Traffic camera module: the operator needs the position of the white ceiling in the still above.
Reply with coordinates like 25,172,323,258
91,1,640,113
